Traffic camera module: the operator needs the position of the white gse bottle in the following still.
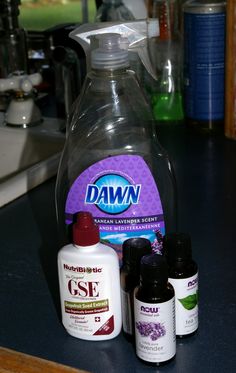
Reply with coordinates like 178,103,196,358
58,211,122,341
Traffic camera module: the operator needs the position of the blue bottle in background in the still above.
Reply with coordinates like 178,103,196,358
183,0,226,132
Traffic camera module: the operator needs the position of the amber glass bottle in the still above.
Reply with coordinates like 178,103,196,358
163,232,198,338
134,254,176,366
120,238,152,340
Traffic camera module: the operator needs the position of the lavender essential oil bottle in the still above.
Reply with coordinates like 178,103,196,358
163,233,198,338
134,254,176,366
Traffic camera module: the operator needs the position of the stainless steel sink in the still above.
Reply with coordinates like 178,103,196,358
0,113,65,206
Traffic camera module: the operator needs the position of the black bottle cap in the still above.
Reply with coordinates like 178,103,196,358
140,254,168,283
163,232,192,262
122,238,152,270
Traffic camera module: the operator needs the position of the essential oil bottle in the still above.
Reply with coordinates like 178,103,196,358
163,232,198,338
120,238,152,340
134,254,176,366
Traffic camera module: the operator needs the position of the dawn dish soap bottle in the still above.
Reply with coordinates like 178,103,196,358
56,26,177,260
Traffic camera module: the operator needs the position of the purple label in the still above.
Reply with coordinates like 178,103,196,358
65,155,164,259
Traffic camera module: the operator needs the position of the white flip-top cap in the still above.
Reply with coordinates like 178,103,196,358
91,33,129,70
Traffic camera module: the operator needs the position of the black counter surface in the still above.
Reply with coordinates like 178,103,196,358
0,125,236,372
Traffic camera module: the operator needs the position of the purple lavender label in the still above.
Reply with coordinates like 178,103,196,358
65,155,164,259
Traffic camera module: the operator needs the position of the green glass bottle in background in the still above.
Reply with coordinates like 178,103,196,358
147,0,184,124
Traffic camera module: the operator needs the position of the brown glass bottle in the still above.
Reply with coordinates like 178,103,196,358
134,254,176,366
120,238,152,341
163,233,198,338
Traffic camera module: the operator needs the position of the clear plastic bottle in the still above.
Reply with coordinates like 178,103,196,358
57,211,122,340
95,0,134,22
95,1,144,82
55,32,177,260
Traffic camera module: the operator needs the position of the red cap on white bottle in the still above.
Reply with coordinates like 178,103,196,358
73,211,100,246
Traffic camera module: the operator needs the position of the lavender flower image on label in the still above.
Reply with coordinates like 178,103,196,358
134,298,176,363
136,321,166,341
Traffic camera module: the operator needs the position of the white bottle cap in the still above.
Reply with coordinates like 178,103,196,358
91,33,129,70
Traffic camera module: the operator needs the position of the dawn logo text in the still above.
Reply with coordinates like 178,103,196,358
85,174,141,214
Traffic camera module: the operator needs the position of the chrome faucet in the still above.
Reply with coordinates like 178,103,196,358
0,0,28,76
0,0,28,110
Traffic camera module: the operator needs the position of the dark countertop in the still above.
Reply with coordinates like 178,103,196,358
0,125,236,373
